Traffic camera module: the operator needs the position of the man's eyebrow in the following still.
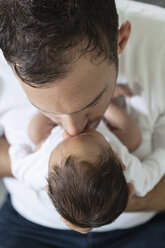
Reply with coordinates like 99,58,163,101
78,85,107,113
30,85,108,115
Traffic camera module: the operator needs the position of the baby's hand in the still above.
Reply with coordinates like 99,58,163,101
113,84,133,99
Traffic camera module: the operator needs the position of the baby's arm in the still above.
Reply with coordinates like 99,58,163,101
8,113,53,190
9,143,49,190
104,127,165,197
9,124,63,191
28,112,56,145
124,148,165,197
9,112,57,190
104,101,141,152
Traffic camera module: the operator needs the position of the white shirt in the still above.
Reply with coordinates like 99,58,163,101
1,104,165,198
1,99,164,231
1,0,165,232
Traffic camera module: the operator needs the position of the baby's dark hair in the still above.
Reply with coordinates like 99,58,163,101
0,0,118,86
48,153,128,228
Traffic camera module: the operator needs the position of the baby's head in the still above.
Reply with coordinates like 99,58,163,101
48,129,129,228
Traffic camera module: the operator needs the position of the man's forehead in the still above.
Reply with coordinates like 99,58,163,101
29,84,108,115
20,57,116,114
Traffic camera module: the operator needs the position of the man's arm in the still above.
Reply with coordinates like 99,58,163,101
127,176,165,211
0,136,12,177
127,107,165,211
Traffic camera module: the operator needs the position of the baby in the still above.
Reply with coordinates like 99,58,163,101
2,85,165,230
28,100,140,228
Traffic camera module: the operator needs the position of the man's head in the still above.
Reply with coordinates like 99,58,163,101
48,129,129,228
0,0,131,135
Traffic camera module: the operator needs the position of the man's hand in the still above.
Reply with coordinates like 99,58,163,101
60,216,92,234
0,136,12,177
126,176,165,211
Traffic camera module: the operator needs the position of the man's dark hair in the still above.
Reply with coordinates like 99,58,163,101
48,154,128,228
0,0,118,86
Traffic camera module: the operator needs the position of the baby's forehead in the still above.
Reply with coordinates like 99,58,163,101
49,129,114,168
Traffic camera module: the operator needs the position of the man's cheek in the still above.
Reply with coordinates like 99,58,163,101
89,105,108,118
42,113,61,125
49,118,61,125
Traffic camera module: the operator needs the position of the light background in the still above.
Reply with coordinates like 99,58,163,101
134,0,165,8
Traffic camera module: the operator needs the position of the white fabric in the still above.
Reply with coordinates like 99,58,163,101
0,0,165,232
1,104,164,197
116,0,165,127
0,125,3,137
0,98,163,230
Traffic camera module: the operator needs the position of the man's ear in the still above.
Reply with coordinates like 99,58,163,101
127,183,135,199
118,20,131,55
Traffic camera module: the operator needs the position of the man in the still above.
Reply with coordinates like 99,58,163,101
0,0,165,247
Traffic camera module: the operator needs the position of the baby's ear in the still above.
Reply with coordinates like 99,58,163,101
115,152,126,170
127,183,135,199
45,185,49,193
60,216,74,229
60,216,92,234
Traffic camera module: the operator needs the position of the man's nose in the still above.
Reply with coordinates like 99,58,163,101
61,114,88,136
